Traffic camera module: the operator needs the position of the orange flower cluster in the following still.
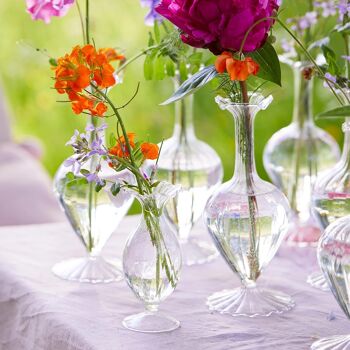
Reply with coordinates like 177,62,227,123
215,52,259,81
109,133,159,161
54,45,125,117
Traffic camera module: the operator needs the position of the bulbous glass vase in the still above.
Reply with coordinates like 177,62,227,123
263,61,340,247
156,77,223,266
309,119,350,291
311,216,350,349
122,182,182,333
204,95,294,317
52,131,134,283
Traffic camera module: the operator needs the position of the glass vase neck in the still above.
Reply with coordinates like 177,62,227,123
172,76,196,142
291,62,314,127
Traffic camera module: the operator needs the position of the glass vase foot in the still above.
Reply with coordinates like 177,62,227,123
52,256,123,284
311,335,350,349
207,287,295,317
180,239,218,266
122,312,180,333
307,271,330,291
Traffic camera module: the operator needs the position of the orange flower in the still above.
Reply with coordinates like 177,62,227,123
53,45,125,117
98,48,125,62
109,133,136,158
215,52,259,81
141,142,159,160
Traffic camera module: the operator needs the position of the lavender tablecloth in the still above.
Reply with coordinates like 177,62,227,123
0,216,348,350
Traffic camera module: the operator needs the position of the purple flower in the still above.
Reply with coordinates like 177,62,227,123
88,137,107,157
155,0,280,55
26,0,75,23
342,55,350,62
323,72,337,88
338,0,350,22
140,0,162,26
314,1,337,17
64,157,81,175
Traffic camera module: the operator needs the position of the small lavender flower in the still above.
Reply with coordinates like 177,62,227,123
299,11,318,30
64,157,82,175
281,39,297,57
314,1,337,17
338,0,350,22
342,55,350,62
140,0,162,26
323,72,337,88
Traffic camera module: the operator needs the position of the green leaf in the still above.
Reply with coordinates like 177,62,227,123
165,58,176,77
154,55,166,80
108,133,116,148
111,183,121,196
248,42,281,86
49,58,57,67
154,21,161,44
144,54,154,80
80,169,90,176
148,32,155,47
179,60,188,81
317,106,350,118
322,45,341,76
66,172,75,181
161,65,218,105
95,180,106,193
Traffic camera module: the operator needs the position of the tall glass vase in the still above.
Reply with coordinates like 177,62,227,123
204,95,294,317
156,76,223,266
311,216,350,349
308,118,350,291
52,121,134,284
263,62,340,247
122,182,182,333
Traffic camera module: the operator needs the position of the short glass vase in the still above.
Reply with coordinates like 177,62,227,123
122,182,182,333
311,215,350,349
52,158,133,284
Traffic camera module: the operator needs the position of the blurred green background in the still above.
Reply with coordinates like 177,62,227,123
0,0,344,184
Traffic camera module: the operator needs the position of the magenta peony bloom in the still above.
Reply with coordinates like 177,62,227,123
156,0,279,54
26,0,75,23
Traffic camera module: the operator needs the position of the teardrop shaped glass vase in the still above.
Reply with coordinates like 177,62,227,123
52,153,134,284
263,61,340,247
311,216,350,349
156,76,223,266
122,182,182,333
204,95,294,317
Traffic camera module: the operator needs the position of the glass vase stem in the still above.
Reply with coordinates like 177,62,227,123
239,82,259,281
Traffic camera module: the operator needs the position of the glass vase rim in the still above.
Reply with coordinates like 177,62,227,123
215,94,273,110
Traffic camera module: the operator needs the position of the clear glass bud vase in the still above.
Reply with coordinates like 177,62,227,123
204,95,294,317
156,76,223,266
263,62,340,247
308,118,350,291
122,182,182,333
311,216,350,349
52,123,134,284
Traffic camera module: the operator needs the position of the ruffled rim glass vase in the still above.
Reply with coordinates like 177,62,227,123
52,122,134,284
156,74,223,266
122,182,182,333
309,116,350,291
311,215,350,349
263,60,340,247
204,95,294,317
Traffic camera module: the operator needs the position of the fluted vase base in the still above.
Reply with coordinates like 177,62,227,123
122,312,180,333
207,287,295,317
307,271,330,292
52,256,123,284
311,335,350,349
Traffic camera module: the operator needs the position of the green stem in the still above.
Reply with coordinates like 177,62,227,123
85,0,90,45
76,1,86,44
92,84,145,194
239,81,260,281
116,45,159,75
